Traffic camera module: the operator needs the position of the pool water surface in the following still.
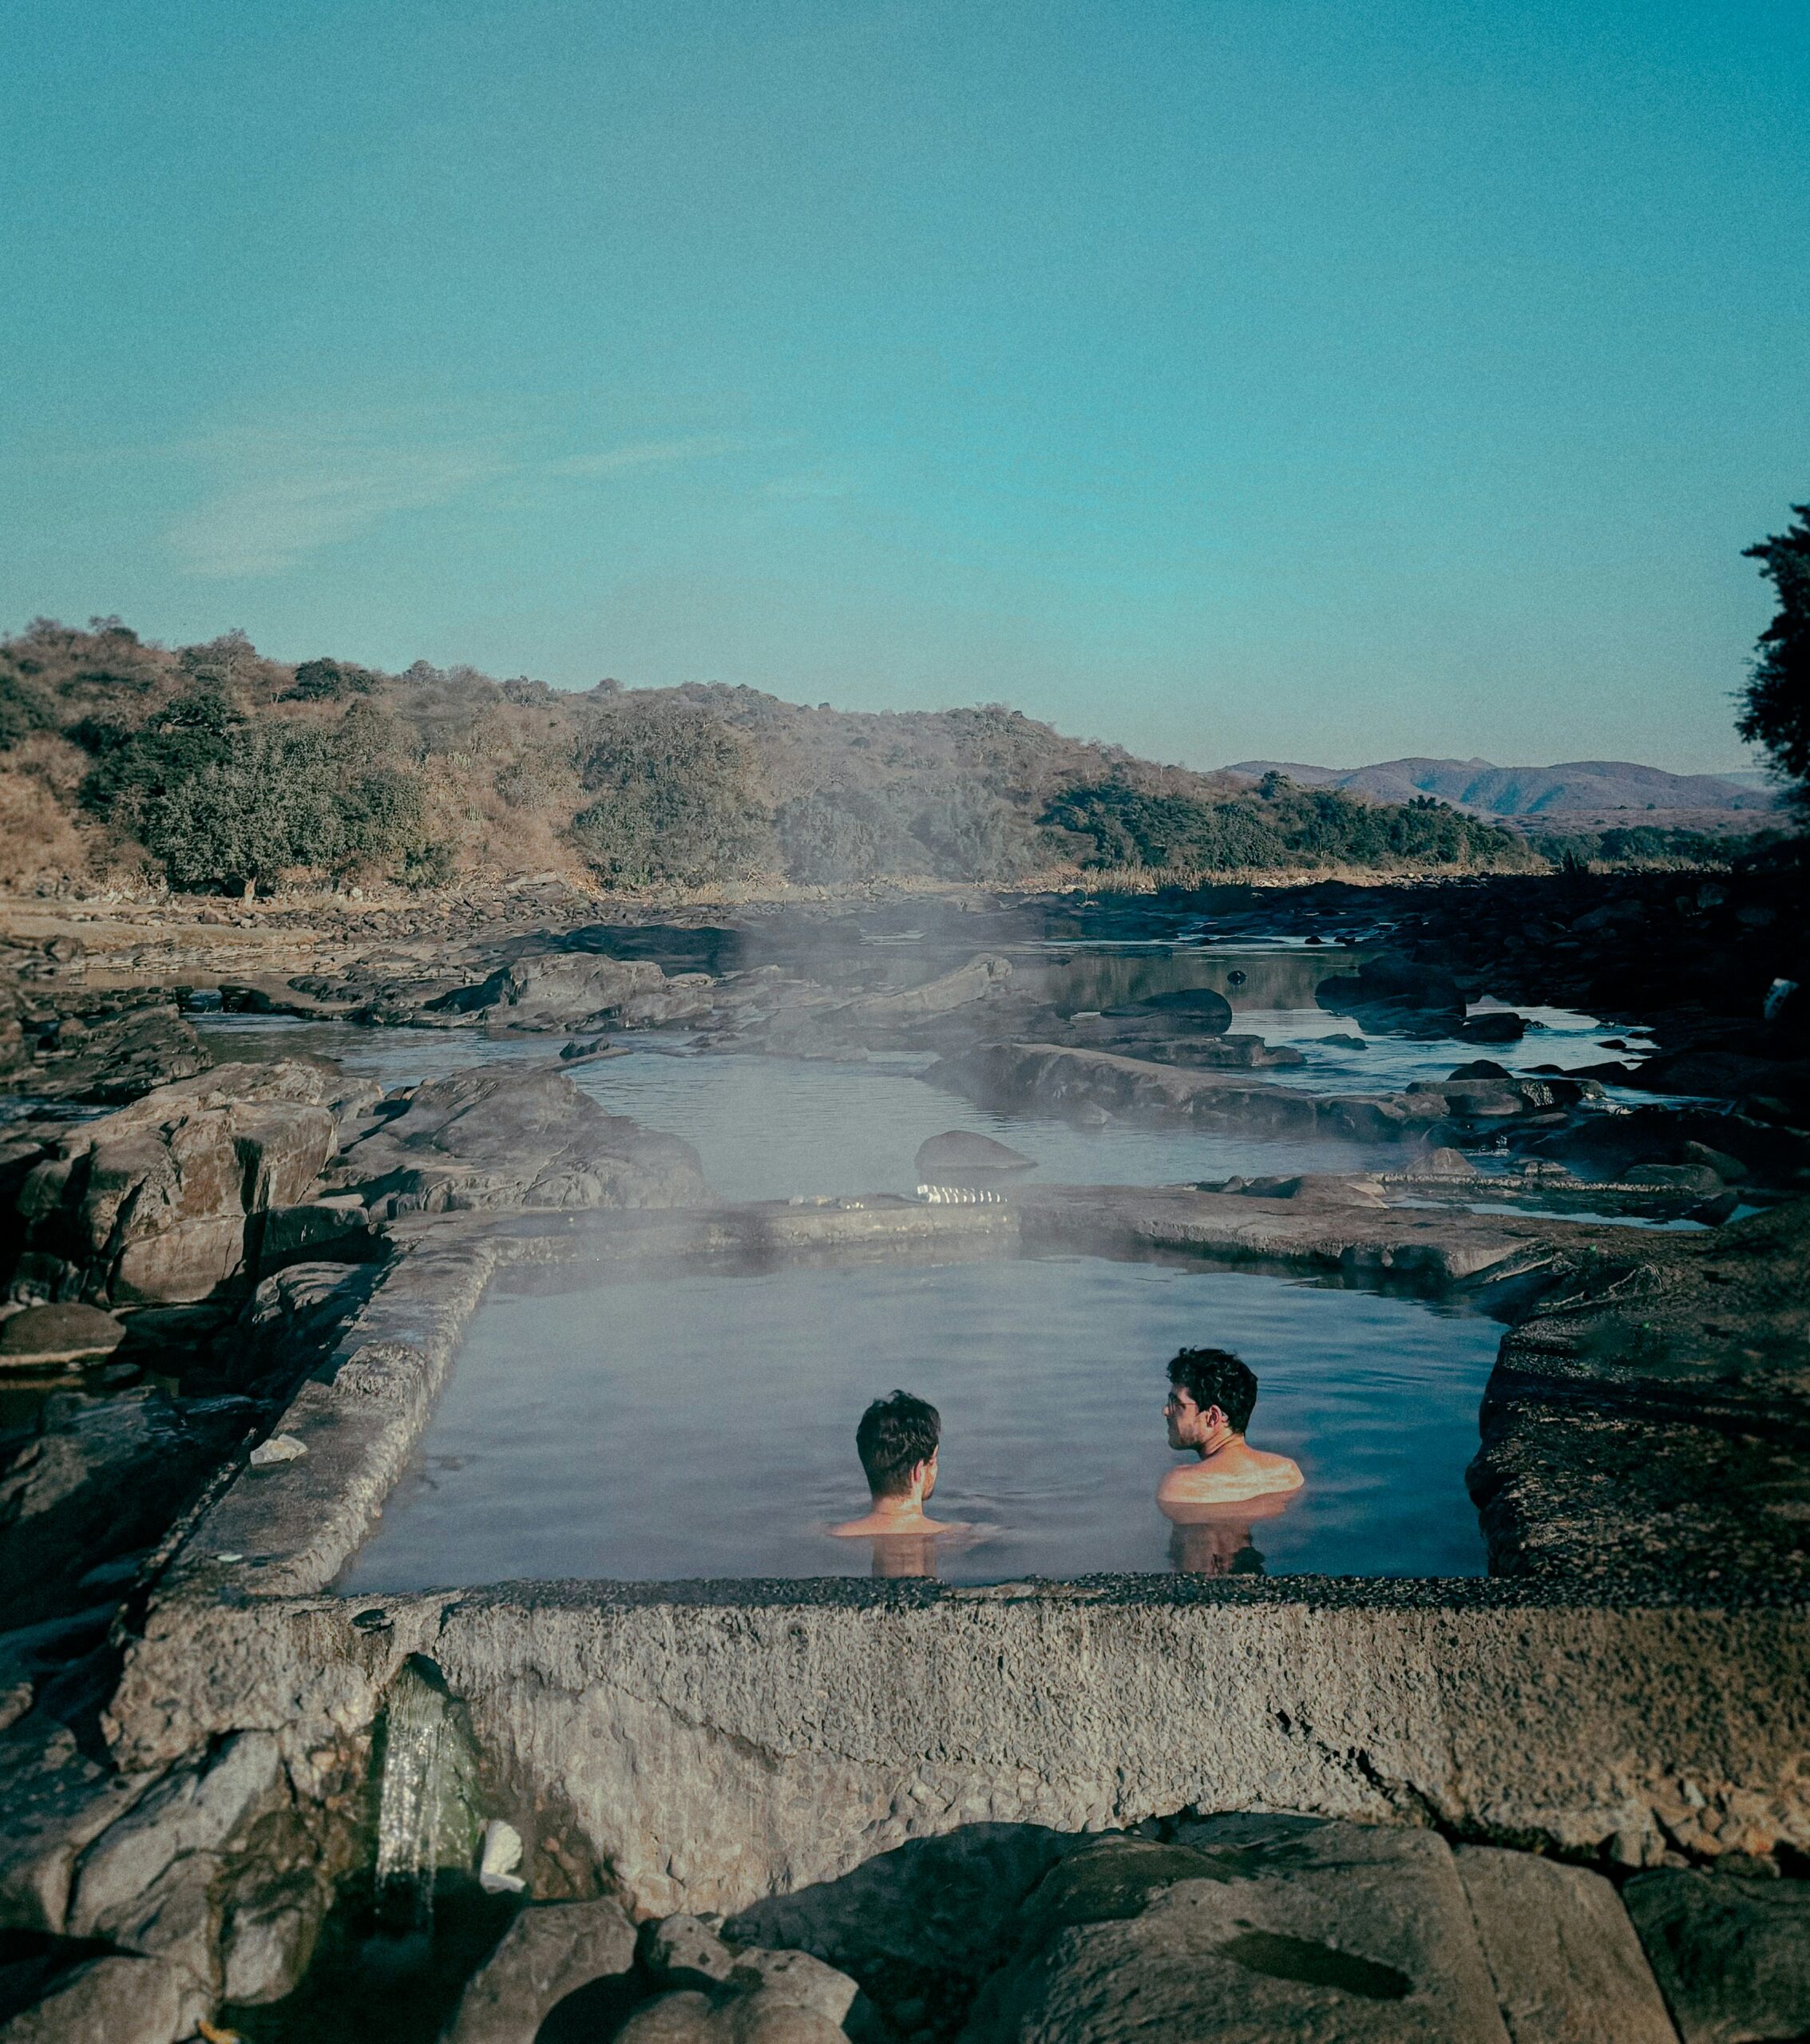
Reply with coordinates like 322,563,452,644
339,1253,1505,1591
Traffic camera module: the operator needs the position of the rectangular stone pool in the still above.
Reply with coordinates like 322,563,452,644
339,1251,1504,1590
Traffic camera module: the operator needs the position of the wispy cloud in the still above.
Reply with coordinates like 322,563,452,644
164,418,768,577
762,472,851,501
548,434,765,479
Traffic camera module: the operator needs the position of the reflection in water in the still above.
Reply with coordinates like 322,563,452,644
867,1532,942,1579
1161,1488,1301,1577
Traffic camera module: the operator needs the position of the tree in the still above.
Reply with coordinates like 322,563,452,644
568,701,768,885
1739,505,1810,809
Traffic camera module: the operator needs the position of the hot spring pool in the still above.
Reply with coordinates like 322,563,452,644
339,1252,1505,1590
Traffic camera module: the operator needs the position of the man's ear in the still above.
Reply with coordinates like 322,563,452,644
1204,1406,1227,1432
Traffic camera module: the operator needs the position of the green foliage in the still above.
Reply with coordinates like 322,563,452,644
0,668,58,750
283,656,378,702
76,688,242,829
73,687,434,890
1529,825,1784,870
1043,778,1516,873
568,702,768,885
774,790,901,884
1738,504,1810,806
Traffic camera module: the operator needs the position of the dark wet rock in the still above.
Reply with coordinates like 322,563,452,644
10,1062,361,1306
1623,1868,1810,2044
4,1006,213,1109
1317,953,1466,1032
0,1388,253,1629
1105,985,1234,1032
1679,1139,1747,1183
1467,1199,1810,1592
0,1305,125,1368
327,1065,709,1214
1530,1104,1810,1185
926,1042,1320,1136
1230,1173,1387,1207
1638,1048,1810,1114
0,1952,188,2044
1459,1012,1527,1044
1450,1060,1512,1080
443,1898,637,2044
914,1131,1036,1179
960,1816,1509,2042
432,954,711,1032
1405,1147,1477,1178
1456,1846,1675,2044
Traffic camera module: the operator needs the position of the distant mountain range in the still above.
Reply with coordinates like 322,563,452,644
1223,756,1780,825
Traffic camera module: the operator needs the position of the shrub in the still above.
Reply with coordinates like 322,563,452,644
568,701,768,885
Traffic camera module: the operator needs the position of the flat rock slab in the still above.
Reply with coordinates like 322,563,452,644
0,1303,125,1366
1456,1846,1675,2044
1623,1868,1810,2044
963,1815,1511,2042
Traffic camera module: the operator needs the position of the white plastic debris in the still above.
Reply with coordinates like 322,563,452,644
916,1184,1008,1205
1764,977,1798,1023
248,1434,307,1468
477,1818,528,1894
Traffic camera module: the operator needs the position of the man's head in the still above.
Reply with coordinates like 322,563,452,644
856,1389,941,1500
1165,1348,1257,1449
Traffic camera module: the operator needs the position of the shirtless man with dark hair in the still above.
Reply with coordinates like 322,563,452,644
1157,1347,1303,1507
830,1389,962,1540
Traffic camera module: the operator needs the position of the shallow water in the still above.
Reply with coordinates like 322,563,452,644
339,1252,1504,1590
197,1016,1403,1199
196,937,1665,1207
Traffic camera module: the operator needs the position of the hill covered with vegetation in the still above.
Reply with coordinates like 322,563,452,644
0,616,1543,896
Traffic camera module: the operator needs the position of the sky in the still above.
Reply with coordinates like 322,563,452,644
2,1,1807,774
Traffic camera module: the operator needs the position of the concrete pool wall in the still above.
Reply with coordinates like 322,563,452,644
104,1190,1810,1921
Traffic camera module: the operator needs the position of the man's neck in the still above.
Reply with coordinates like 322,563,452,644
1194,1423,1241,1461
866,1489,928,1524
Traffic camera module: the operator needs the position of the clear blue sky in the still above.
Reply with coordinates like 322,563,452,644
3,0,1806,772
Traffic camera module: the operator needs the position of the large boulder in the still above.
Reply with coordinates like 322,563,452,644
1456,1846,1675,2044
960,1816,1510,2042
443,1898,637,2044
10,1062,359,1305
0,1303,126,1369
6,1004,213,1108
327,1065,710,1214
914,1131,1036,1179
1104,986,1234,1033
1318,955,1466,1032
0,1954,189,2044
431,955,712,1032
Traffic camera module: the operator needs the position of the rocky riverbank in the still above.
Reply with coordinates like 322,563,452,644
0,867,1806,2041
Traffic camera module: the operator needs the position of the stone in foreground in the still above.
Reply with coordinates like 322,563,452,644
1623,1868,1810,2044
443,1897,636,2044
961,1816,1511,2042
1455,1845,1674,2044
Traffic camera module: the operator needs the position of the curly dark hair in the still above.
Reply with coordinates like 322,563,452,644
1167,1348,1258,1433
855,1389,941,1497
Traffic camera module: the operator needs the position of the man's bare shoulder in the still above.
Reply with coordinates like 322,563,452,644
1158,1452,1303,1504
829,1511,964,1539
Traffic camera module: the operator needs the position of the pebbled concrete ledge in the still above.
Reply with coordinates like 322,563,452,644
107,1575,1810,1915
